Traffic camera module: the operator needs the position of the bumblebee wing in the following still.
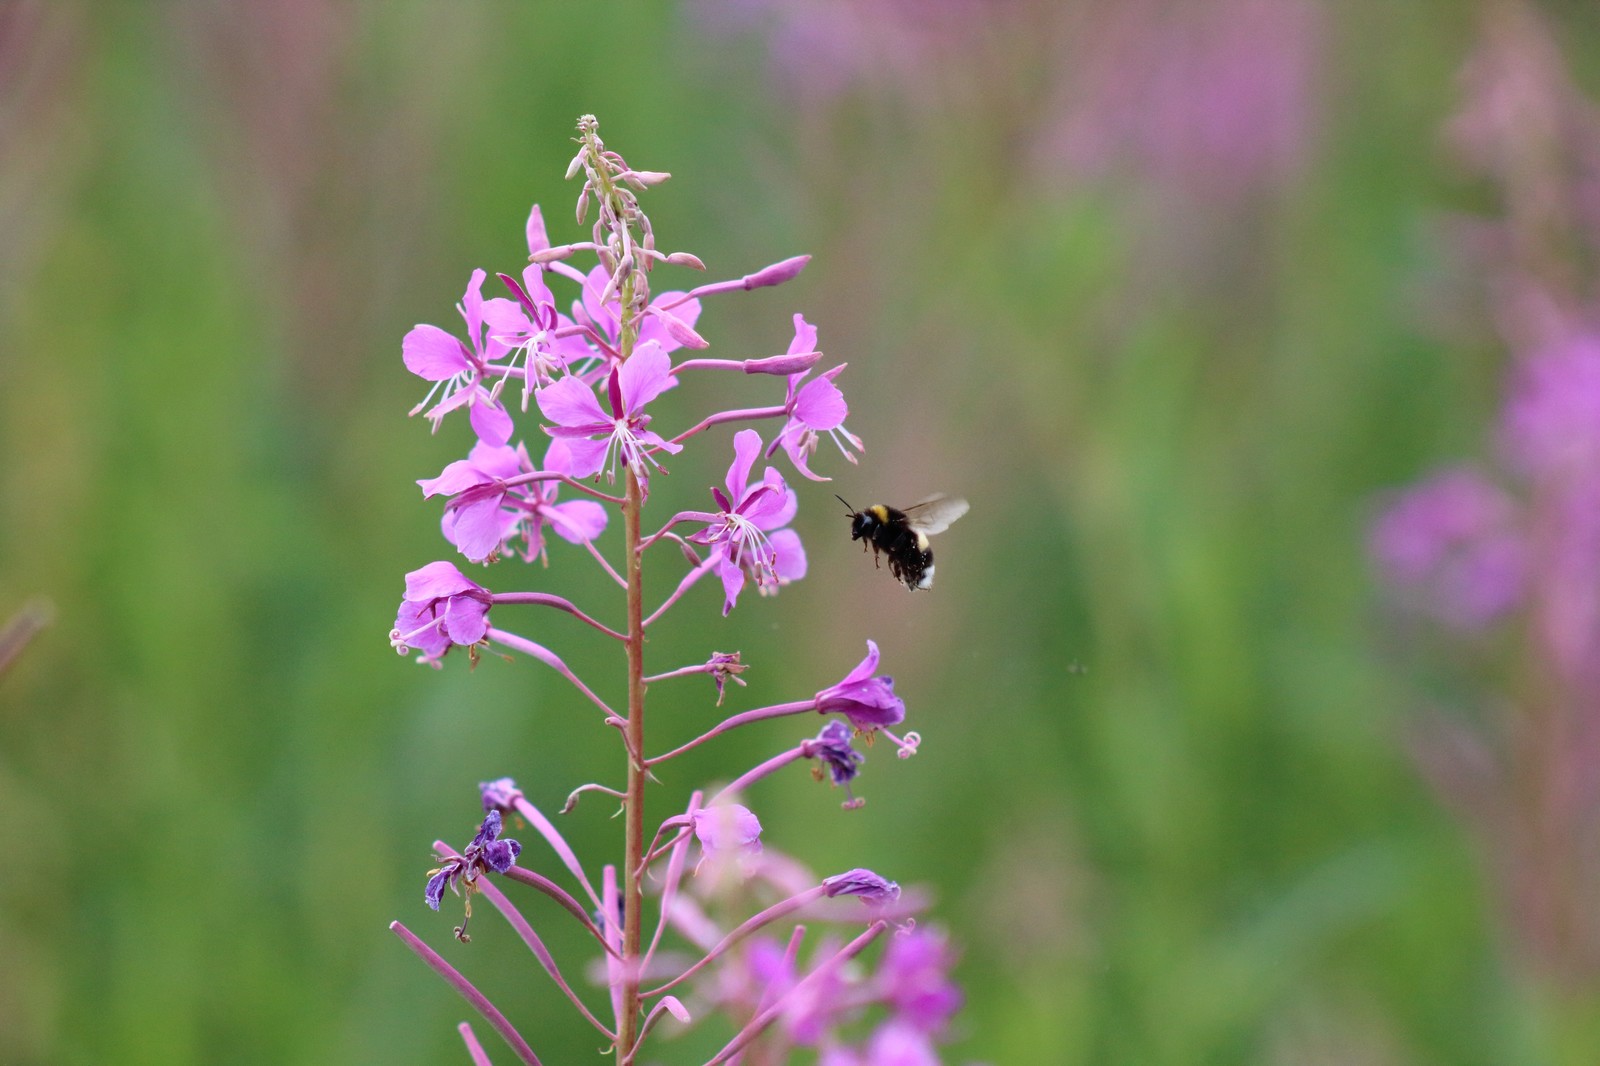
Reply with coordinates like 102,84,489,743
902,494,969,536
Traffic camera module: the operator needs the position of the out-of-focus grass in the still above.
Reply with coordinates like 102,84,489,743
3,2,1599,1063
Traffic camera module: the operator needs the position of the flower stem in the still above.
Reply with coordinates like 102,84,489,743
621,463,647,1058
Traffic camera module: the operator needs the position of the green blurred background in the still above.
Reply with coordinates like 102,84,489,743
4,1,1600,1062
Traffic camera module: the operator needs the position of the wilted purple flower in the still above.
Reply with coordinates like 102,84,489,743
479,776,522,813
537,340,682,486
402,269,517,447
425,810,523,941
815,641,905,728
822,867,901,906
1369,466,1526,629
390,561,493,665
768,315,861,481
708,650,748,705
689,429,808,614
879,928,961,1033
804,720,866,808
419,438,608,564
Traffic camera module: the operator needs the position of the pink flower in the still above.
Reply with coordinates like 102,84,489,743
767,314,862,481
536,341,682,488
689,429,808,614
815,641,905,729
419,438,608,564
402,269,517,446
389,561,493,666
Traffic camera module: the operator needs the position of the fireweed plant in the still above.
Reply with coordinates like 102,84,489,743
387,117,962,1065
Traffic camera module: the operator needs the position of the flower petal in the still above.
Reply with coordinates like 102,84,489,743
446,491,513,563
794,374,847,430
618,340,677,413
468,396,514,447
404,561,481,602
547,499,609,544
402,324,469,381
725,429,764,502
526,203,550,256
717,551,747,616
770,528,807,583
537,374,609,428
418,459,493,499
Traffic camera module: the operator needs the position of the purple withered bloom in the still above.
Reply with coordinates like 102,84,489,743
814,640,905,729
390,561,493,666
822,868,901,907
425,809,523,941
878,928,962,1034
537,340,682,488
688,429,808,614
1369,466,1526,629
402,269,517,447
420,438,608,564
479,776,522,814
804,720,866,808
709,650,747,705
767,314,862,481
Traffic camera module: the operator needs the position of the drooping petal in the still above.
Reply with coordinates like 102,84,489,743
717,549,747,616
425,866,455,910
537,374,610,428
468,397,514,447
445,490,514,563
402,324,470,381
776,418,826,481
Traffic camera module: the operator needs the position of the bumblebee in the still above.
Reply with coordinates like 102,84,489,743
837,493,969,590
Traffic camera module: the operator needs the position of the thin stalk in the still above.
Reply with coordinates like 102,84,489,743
619,464,647,1058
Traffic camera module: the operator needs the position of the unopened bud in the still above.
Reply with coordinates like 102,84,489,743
742,254,810,290
665,251,707,271
742,349,823,375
